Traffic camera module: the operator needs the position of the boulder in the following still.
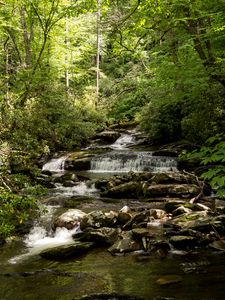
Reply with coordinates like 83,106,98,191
123,211,150,230
40,241,94,260
101,181,142,199
150,172,197,185
80,210,118,230
169,235,198,250
76,227,120,246
144,183,200,198
63,196,94,208
54,209,87,229
172,205,193,217
64,157,92,171
117,211,132,225
108,231,142,254
150,209,167,219
165,200,188,213
95,131,121,143
36,175,56,188
63,180,77,187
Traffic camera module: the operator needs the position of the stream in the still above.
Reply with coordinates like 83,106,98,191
1,132,225,299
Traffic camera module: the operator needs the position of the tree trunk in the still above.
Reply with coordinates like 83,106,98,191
96,0,101,108
65,15,70,95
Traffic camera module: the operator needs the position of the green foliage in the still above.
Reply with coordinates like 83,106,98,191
0,191,38,239
139,98,183,144
181,134,225,197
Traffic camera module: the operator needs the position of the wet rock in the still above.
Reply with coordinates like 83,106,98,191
169,235,198,250
189,218,225,234
144,184,200,198
95,179,109,191
132,228,155,239
164,200,187,213
209,240,225,251
150,172,196,184
123,211,150,230
80,210,118,230
150,209,167,219
63,180,77,187
118,211,132,225
169,211,208,228
61,173,79,182
64,156,93,171
101,181,142,199
64,196,94,208
172,205,193,217
156,275,182,286
36,176,56,188
41,170,52,176
40,241,95,260
120,205,131,213
54,209,87,229
95,131,121,143
108,231,142,254
76,227,120,246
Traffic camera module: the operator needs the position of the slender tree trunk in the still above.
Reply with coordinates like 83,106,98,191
65,15,70,95
20,6,32,67
3,37,10,111
96,0,101,108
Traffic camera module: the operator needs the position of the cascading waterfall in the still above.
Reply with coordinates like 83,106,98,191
42,155,68,172
90,151,177,173
10,131,177,264
9,179,99,264
9,205,80,264
110,133,136,150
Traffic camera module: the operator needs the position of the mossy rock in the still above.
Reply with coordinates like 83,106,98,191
40,241,95,260
64,196,95,208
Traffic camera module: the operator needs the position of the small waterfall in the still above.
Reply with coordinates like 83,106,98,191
111,133,136,150
42,155,68,172
9,205,80,264
54,181,98,197
90,151,177,173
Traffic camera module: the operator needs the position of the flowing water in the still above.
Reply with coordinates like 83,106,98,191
1,132,225,299
90,151,177,173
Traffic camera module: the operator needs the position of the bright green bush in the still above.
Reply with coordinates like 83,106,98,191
0,191,38,239
181,134,225,198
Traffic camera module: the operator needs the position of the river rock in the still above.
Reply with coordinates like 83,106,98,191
95,131,121,143
150,209,167,219
164,200,188,213
40,241,95,260
132,228,155,239
54,209,87,229
101,181,142,198
122,211,149,230
150,172,196,184
80,210,118,230
156,275,183,286
36,175,56,188
62,180,77,187
169,235,198,250
144,183,200,198
64,157,92,171
117,211,132,225
108,231,142,254
76,227,120,246
172,205,193,217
